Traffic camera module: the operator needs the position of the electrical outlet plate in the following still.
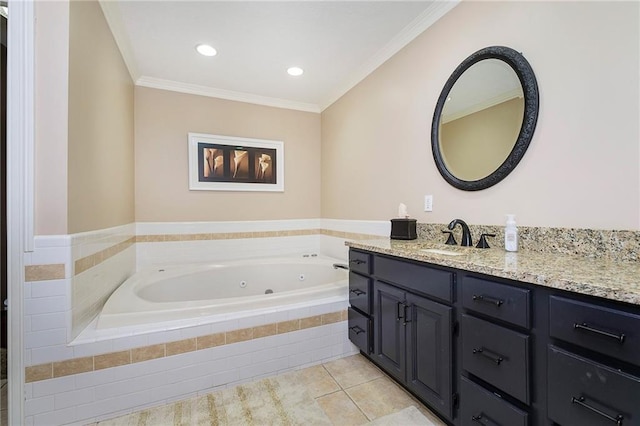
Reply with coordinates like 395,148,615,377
424,195,433,212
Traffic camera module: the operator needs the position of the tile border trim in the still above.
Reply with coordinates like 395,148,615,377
74,236,136,275
23,229,380,281
25,309,348,383
24,264,66,282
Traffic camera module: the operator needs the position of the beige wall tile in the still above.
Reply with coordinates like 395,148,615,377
300,315,322,329
25,264,66,281
25,364,53,383
197,333,225,349
277,319,300,334
132,344,165,362
166,338,197,356
253,323,277,338
53,357,94,378
321,312,343,325
226,328,253,343
94,351,131,370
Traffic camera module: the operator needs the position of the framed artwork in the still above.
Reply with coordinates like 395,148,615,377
188,133,284,192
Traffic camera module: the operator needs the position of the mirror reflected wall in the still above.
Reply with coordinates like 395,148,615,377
431,46,539,191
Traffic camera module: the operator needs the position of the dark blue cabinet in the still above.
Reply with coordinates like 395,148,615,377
348,248,640,426
373,279,453,421
406,292,453,419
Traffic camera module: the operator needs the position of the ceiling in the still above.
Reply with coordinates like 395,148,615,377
100,1,459,112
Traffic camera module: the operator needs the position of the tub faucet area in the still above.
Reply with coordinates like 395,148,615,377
448,218,473,246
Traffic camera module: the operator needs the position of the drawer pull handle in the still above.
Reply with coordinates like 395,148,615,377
472,294,504,307
471,413,500,426
571,396,624,426
573,322,626,344
349,326,365,335
349,289,365,296
397,302,404,322
472,347,504,365
350,259,366,265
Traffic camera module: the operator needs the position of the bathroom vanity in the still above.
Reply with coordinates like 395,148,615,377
347,240,640,426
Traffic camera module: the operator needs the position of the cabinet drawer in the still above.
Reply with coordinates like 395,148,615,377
461,314,530,404
375,256,454,303
349,250,371,275
459,376,528,426
348,308,370,354
349,272,371,315
550,295,640,367
462,276,530,329
548,345,640,426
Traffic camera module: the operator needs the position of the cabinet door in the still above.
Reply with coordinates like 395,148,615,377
406,292,453,420
373,280,406,382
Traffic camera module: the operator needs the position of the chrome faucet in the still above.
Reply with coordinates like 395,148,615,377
448,219,473,247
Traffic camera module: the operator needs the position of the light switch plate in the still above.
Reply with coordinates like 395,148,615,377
424,195,433,212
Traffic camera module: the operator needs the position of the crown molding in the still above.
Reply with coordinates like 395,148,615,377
135,76,322,113
99,0,140,81
319,0,460,111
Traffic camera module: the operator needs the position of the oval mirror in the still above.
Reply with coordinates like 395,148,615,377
431,46,539,191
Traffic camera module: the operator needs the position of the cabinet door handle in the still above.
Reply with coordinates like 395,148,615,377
571,396,624,426
472,294,504,307
350,259,365,265
396,302,404,322
402,304,411,326
471,413,500,426
573,322,626,344
472,347,504,365
349,288,365,296
349,325,365,335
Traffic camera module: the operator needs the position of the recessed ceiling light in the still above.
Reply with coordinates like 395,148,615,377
287,67,304,77
196,44,217,57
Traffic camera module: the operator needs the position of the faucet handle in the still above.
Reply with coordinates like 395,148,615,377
442,230,457,245
476,233,496,249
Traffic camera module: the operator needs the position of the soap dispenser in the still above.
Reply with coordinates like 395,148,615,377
505,214,518,252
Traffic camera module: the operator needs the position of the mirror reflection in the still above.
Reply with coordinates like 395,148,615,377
439,59,524,181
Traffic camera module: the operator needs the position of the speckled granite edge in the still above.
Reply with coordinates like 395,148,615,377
346,238,640,306
417,223,640,262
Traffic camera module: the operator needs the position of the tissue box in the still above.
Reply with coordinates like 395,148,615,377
390,219,417,240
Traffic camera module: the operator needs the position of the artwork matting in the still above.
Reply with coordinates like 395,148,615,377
188,133,284,192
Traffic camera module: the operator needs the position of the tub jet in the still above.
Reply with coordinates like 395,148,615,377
265,289,274,294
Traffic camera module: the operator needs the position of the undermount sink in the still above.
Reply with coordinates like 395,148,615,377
420,248,464,256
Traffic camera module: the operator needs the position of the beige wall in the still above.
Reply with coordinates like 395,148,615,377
35,1,70,235
67,0,135,234
134,87,321,222
321,1,640,230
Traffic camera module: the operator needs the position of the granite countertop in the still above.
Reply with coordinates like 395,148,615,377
346,239,640,306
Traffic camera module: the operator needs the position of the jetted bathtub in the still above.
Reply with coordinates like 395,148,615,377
96,256,349,329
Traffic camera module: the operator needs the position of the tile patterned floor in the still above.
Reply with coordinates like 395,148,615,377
94,354,447,425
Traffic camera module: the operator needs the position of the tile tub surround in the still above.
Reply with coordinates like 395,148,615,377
23,312,356,425
25,309,348,383
347,238,640,305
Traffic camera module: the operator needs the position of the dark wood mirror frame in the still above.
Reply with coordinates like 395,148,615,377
431,46,539,191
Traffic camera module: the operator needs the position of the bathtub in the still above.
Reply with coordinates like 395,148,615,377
96,256,349,329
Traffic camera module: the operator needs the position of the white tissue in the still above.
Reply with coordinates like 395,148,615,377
398,203,408,218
